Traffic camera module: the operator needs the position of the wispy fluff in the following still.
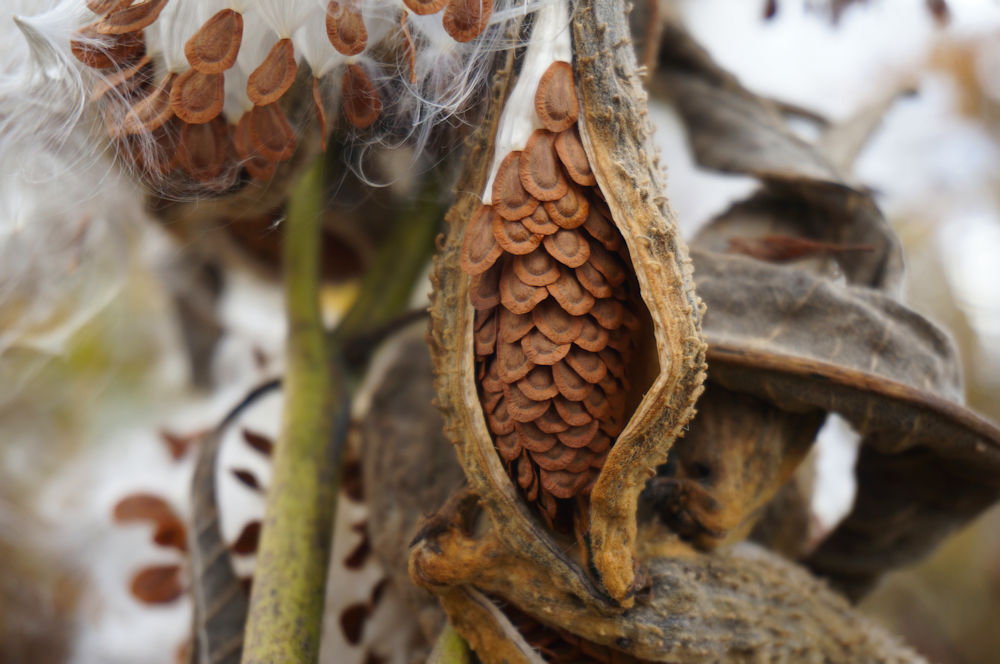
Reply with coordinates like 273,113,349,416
0,1,144,370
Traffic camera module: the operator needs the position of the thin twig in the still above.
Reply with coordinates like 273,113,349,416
241,157,341,664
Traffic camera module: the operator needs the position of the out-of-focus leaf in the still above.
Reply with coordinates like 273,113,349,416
694,251,1000,598
656,17,1000,601
656,21,903,289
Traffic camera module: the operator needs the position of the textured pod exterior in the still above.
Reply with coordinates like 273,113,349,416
427,0,706,606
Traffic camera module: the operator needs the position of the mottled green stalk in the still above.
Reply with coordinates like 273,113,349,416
429,623,472,664
241,158,339,664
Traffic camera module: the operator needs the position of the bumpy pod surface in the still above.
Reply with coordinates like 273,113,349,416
427,0,706,606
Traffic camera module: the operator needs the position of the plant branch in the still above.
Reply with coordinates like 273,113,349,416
241,157,340,664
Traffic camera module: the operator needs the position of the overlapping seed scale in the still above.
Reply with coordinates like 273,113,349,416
459,60,637,521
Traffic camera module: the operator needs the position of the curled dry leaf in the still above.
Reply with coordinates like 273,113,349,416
654,16,1000,599
424,0,705,610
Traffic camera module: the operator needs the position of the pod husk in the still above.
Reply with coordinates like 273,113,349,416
426,0,705,609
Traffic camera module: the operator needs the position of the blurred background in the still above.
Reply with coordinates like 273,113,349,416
1,1,999,662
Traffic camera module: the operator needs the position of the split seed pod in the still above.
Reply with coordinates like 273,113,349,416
425,0,705,607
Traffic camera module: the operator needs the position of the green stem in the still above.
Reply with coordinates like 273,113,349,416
428,623,472,664
241,158,339,664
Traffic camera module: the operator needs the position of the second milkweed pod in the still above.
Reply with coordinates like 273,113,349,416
425,0,706,609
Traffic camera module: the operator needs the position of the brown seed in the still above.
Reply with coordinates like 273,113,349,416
499,264,547,314
442,0,492,42
531,444,580,472
519,130,568,202
71,23,145,69
482,388,501,413
247,39,297,106
598,373,622,396
557,420,600,448
576,260,613,298
588,431,612,454
119,73,176,135
185,8,243,74
231,521,261,555
547,267,595,316
544,228,590,268
564,448,593,474
554,396,592,427
522,206,559,235
582,205,622,251
503,382,550,423
517,366,559,401
589,243,627,288
481,358,502,393
492,152,540,221
589,298,625,329
599,347,626,379
313,77,329,152
91,54,151,101
539,469,588,499
517,452,536,489
96,0,170,35
87,0,132,14
513,247,560,287
113,493,175,524
498,307,534,344
544,184,589,229
246,103,296,161
493,216,542,255
460,205,502,275
468,260,501,310
474,311,497,355
575,316,609,352
497,338,533,383
342,63,382,129
130,565,183,604
533,299,583,345
495,432,521,462
121,120,180,176
151,516,187,551
521,328,571,365
552,361,591,401
554,125,596,186
534,61,578,132
170,69,224,124
565,346,607,384
326,1,367,56
536,408,570,434
486,394,515,435
606,327,631,352
516,421,557,454
244,152,278,181
177,116,228,182
582,387,612,420
403,0,448,14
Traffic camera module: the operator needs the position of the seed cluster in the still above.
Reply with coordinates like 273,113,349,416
70,0,494,187
460,61,637,524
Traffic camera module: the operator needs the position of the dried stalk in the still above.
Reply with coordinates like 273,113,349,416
241,158,340,664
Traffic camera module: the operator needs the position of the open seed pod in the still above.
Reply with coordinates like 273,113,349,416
361,325,922,662
425,0,705,609
410,494,924,663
